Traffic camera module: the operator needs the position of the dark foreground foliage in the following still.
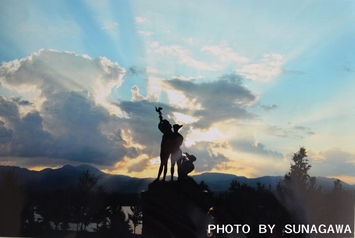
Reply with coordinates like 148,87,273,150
0,148,353,237
209,148,354,238
0,169,137,237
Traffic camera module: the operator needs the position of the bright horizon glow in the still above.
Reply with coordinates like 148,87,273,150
28,163,350,184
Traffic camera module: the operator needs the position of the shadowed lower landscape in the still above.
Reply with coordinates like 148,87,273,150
0,147,354,237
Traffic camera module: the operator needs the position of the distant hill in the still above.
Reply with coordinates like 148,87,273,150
0,164,354,193
0,164,153,193
192,173,355,192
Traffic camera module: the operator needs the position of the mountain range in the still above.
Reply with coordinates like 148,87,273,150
0,164,354,193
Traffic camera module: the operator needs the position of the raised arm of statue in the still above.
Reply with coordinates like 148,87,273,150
155,107,163,122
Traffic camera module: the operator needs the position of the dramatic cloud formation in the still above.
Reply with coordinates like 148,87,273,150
0,47,328,178
0,50,264,173
0,50,132,166
0,49,124,102
0,0,354,182
164,74,257,128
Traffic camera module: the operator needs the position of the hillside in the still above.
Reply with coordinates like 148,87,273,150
0,164,353,193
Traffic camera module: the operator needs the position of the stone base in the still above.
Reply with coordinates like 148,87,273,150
141,179,212,238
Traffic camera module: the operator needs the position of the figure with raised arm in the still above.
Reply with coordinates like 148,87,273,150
155,107,173,181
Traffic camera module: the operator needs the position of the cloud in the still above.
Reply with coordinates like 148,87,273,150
184,37,196,45
138,31,152,36
260,104,277,111
0,49,124,98
186,141,230,172
0,96,51,157
292,125,315,136
237,54,284,81
0,120,13,144
101,21,119,30
128,157,150,173
285,123,316,139
260,123,315,139
0,50,134,166
164,74,257,128
201,45,249,63
308,147,355,177
135,16,147,24
151,42,222,71
131,85,146,101
231,139,284,159
117,100,170,157
0,118,14,155
0,50,290,175
0,93,133,166
126,66,145,76
282,68,304,75
342,66,354,73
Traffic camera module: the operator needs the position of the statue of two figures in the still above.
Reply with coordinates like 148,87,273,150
142,107,209,238
155,107,196,182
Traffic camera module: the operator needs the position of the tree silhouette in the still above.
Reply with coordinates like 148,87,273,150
326,179,354,231
35,189,70,231
211,180,287,237
77,170,99,194
275,147,313,227
21,195,46,236
96,193,132,237
72,170,99,231
128,205,142,234
284,147,312,193
277,146,355,236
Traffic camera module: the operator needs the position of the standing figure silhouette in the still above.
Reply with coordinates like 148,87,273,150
155,107,173,181
170,124,183,181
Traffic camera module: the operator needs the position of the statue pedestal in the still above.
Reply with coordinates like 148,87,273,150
141,179,212,238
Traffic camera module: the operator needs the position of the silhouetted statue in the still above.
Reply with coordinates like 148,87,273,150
178,152,196,181
144,114,208,237
155,107,173,181
155,107,196,182
170,124,183,181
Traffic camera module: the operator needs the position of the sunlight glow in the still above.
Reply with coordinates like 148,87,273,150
147,76,163,101
104,154,158,178
333,175,355,185
165,89,203,110
149,157,160,166
28,165,61,171
185,127,225,147
94,81,124,116
166,89,189,108
172,112,199,124
121,129,145,150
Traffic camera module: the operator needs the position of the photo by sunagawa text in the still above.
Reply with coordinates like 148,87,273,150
284,224,352,234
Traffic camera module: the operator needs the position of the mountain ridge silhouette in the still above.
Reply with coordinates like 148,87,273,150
0,164,353,193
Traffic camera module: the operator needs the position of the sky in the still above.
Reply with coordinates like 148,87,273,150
0,0,355,183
